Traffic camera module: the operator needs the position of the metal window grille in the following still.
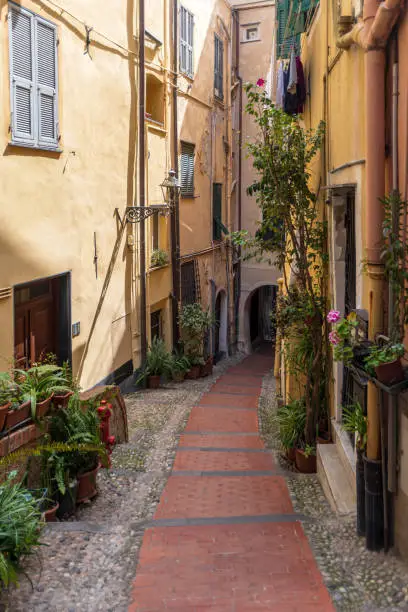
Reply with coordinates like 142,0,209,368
181,260,201,305
150,310,162,340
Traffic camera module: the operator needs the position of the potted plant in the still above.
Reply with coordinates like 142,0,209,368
274,399,306,462
50,395,108,504
179,304,213,378
0,471,43,587
185,355,204,380
171,353,190,382
137,338,173,389
0,373,20,432
295,444,317,474
364,342,405,385
342,402,367,536
200,355,214,378
14,365,71,421
53,361,77,409
150,249,169,268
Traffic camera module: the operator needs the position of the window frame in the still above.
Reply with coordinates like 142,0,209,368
8,2,59,151
179,5,194,79
212,182,223,242
241,23,261,43
214,34,224,101
180,141,195,198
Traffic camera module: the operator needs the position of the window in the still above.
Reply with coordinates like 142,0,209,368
150,310,162,341
242,24,260,42
152,213,159,251
180,6,194,78
213,183,222,241
180,142,195,197
8,3,59,149
214,34,224,101
146,74,164,124
181,260,198,305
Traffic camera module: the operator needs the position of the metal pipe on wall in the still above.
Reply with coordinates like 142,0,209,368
139,0,147,362
171,0,180,348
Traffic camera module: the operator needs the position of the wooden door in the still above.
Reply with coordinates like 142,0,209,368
14,295,55,368
14,306,29,369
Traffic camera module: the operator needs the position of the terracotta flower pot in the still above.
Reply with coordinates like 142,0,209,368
295,448,317,474
53,391,73,410
186,365,200,380
36,394,53,419
286,447,296,463
76,464,99,504
375,358,404,386
147,375,161,389
43,502,59,523
5,401,31,430
0,402,11,432
200,358,214,378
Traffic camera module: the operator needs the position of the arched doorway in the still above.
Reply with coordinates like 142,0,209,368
240,284,277,353
214,290,228,360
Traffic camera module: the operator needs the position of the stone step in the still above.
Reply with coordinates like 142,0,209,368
317,443,356,515
332,420,357,495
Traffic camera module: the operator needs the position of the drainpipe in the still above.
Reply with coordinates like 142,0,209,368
171,0,180,348
233,9,243,350
139,0,147,362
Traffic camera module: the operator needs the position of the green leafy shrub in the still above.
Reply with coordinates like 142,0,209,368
179,304,213,360
274,399,306,450
14,365,71,419
364,343,405,377
0,472,43,587
136,338,173,385
342,402,368,452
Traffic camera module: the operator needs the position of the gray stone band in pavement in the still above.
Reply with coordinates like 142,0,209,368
148,513,307,528
172,469,283,477
182,431,260,436
177,447,269,453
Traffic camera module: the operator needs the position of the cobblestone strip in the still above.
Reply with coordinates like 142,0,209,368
259,370,408,612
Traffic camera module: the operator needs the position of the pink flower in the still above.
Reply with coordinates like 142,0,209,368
327,309,341,324
256,78,265,87
329,330,341,346
107,436,116,445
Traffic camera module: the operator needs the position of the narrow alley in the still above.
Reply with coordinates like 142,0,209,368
129,350,334,611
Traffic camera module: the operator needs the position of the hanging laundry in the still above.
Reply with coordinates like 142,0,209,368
296,56,306,114
275,61,284,109
287,49,297,95
284,66,298,115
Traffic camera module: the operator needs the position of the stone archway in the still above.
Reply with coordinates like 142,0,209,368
239,283,277,354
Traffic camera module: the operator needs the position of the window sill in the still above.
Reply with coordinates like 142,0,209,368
8,141,62,154
180,71,194,82
181,193,199,199
241,38,261,44
149,263,170,272
146,119,167,134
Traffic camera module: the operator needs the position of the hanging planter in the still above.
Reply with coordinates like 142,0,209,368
375,359,404,385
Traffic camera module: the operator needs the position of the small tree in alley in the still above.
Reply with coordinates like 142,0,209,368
234,82,328,446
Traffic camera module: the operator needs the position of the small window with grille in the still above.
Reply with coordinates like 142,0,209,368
242,24,260,43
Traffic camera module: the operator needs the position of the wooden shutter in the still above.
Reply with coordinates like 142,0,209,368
36,17,58,147
213,183,222,241
214,35,223,100
180,142,194,197
9,5,35,144
180,6,193,77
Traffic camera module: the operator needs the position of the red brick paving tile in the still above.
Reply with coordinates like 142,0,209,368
199,393,259,409
218,374,263,388
173,450,275,472
210,382,261,396
130,523,334,611
227,366,267,376
186,407,258,433
178,433,265,449
154,475,292,518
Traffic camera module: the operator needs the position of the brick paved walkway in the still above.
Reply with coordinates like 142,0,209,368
129,353,335,611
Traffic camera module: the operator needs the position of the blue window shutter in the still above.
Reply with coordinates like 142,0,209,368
9,5,35,144
36,17,58,147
